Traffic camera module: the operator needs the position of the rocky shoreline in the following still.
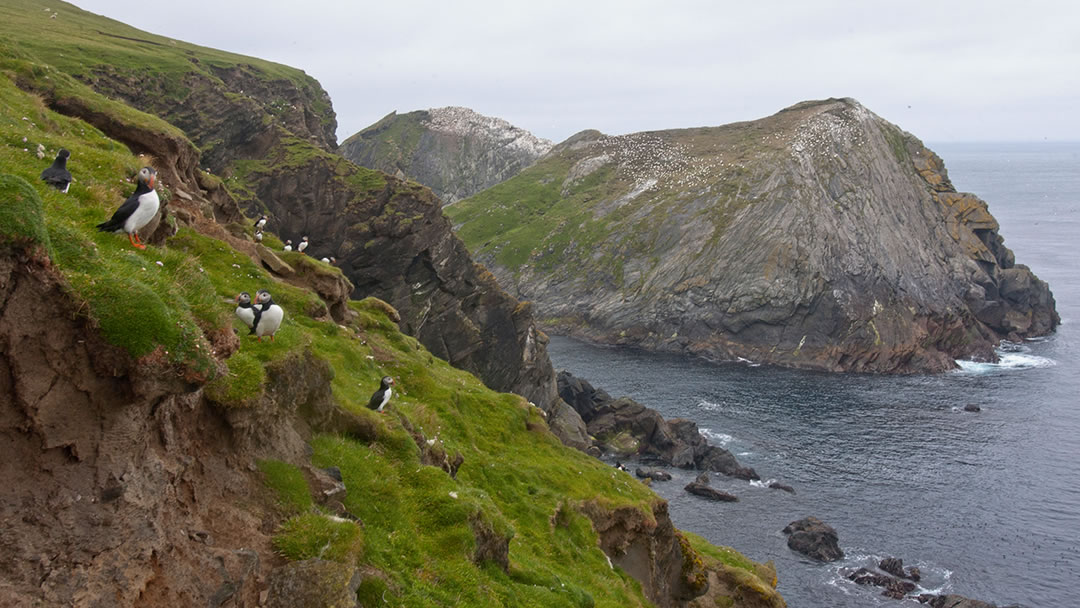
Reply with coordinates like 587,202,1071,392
557,371,760,481
553,368,1024,608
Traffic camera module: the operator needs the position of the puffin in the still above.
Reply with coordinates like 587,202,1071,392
366,376,394,413
254,230,263,243
283,239,292,252
251,289,284,341
297,236,309,254
254,215,268,231
96,166,160,250
234,291,256,329
40,148,72,193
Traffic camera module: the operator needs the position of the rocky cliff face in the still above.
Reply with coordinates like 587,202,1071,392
235,149,558,406
339,107,553,205
448,98,1058,373
55,27,558,407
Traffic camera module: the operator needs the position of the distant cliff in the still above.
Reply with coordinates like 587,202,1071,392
340,107,552,204
448,98,1058,373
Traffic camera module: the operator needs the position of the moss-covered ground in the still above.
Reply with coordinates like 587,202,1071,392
0,6,782,606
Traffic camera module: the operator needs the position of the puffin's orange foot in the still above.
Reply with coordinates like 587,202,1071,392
132,243,147,250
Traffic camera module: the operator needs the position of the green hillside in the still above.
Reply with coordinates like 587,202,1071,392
0,2,783,606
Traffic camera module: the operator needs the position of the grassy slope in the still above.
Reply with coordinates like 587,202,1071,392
0,6,782,606
339,109,430,171
445,125,786,286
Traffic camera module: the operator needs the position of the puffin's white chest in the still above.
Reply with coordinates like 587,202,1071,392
235,305,255,328
124,190,160,233
255,304,284,337
377,387,392,411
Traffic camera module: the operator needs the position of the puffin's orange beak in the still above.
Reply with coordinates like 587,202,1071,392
235,294,240,303
148,174,156,188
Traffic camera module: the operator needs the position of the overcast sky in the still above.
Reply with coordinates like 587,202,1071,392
76,0,1080,144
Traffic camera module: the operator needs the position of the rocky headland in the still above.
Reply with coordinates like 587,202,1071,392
340,107,553,205
447,99,1058,373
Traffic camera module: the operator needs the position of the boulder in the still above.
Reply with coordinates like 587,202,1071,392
684,481,738,502
782,517,843,562
848,566,916,599
963,404,981,412
255,243,295,276
635,468,672,481
544,398,592,451
918,593,1002,608
265,559,362,608
767,481,796,494
557,370,612,422
879,556,920,581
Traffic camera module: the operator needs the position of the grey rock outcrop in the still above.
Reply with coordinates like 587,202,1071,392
782,517,844,562
557,371,757,479
340,107,553,205
450,98,1058,373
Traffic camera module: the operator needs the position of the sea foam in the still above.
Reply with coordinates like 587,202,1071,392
699,428,733,446
954,342,1056,374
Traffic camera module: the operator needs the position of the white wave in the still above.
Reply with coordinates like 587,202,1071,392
830,551,955,599
954,353,1056,373
699,428,733,446
697,400,748,415
954,342,1056,374
735,356,761,367
749,478,776,488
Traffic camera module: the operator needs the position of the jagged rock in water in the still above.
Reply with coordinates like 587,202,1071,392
340,107,553,205
560,372,757,478
448,98,1059,373
879,556,921,581
636,467,673,481
917,593,1008,608
847,567,917,599
782,517,844,562
684,481,738,502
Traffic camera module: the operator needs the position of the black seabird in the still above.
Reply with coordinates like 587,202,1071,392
297,236,309,254
366,376,394,413
254,230,263,242
254,215,267,230
283,239,292,251
40,148,72,193
96,167,160,250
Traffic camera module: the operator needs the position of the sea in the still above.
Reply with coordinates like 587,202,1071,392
546,142,1080,608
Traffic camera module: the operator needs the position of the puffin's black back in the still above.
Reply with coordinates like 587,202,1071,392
40,149,72,190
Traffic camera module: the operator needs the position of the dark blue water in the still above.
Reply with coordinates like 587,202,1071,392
547,142,1080,608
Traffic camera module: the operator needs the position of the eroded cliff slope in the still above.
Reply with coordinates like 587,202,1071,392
448,98,1058,372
